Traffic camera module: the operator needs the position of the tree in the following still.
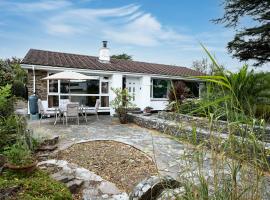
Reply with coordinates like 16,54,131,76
0,58,27,86
192,58,225,75
192,58,208,74
213,0,270,66
111,53,132,60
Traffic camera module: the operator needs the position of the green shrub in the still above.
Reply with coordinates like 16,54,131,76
0,115,26,152
12,80,26,99
4,141,33,166
0,85,14,117
0,170,72,200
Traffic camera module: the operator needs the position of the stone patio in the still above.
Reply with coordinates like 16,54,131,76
28,115,270,199
29,115,197,179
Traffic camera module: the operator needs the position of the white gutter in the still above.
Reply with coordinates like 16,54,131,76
32,65,35,94
21,64,204,82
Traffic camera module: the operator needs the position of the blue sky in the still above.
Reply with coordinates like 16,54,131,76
0,0,261,71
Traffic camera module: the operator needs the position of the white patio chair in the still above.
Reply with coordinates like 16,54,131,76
64,103,79,125
82,99,100,122
38,99,59,125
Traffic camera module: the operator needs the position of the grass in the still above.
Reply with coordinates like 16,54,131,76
0,170,72,200
160,46,270,199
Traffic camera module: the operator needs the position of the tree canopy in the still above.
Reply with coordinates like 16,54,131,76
111,53,132,60
213,0,270,66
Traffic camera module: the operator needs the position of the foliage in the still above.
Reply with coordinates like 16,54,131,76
12,80,27,99
111,53,132,60
156,46,270,199
0,115,26,152
0,58,27,87
4,140,33,166
167,81,190,111
213,0,270,66
192,57,225,75
0,170,72,200
0,85,14,118
193,45,270,121
110,88,135,123
110,88,135,112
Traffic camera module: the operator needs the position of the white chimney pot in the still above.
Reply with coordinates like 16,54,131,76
99,41,110,63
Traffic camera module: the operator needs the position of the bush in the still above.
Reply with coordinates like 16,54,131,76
0,170,72,200
167,81,190,112
0,115,26,152
0,85,14,117
4,141,33,166
12,80,26,99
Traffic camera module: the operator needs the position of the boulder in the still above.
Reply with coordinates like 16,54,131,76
129,176,181,200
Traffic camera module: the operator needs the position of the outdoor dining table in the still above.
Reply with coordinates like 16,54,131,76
52,105,91,125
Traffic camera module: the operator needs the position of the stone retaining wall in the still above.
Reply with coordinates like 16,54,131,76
157,111,270,142
127,113,270,151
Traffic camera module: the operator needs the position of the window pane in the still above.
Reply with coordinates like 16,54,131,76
101,96,109,107
153,79,169,98
70,96,99,107
63,80,100,94
48,95,59,108
60,80,69,94
49,80,58,93
101,82,108,93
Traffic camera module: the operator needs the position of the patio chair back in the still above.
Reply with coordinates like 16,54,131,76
38,99,45,114
95,99,101,112
66,103,79,117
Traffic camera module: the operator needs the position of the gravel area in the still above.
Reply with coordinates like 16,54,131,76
58,140,158,192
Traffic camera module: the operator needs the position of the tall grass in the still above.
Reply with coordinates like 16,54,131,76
169,46,270,200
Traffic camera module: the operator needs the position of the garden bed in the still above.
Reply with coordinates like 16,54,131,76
0,170,72,200
58,140,158,193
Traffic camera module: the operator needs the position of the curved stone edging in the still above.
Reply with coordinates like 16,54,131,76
129,176,182,200
38,159,129,200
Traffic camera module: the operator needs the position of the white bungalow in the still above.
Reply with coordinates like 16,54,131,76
21,41,204,115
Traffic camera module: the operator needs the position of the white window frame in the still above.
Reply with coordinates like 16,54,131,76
47,72,110,108
150,78,170,100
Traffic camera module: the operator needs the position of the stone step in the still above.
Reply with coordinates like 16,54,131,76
51,172,75,183
66,179,84,194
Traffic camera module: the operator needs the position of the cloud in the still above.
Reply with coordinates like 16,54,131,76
0,0,72,12
0,0,232,53
43,3,193,46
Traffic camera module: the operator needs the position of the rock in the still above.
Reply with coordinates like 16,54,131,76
82,188,100,200
129,176,181,200
112,193,129,200
51,172,75,183
98,181,121,195
37,144,58,151
42,136,59,146
66,179,84,193
75,167,103,182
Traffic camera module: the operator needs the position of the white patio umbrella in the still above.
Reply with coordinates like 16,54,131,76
42,71,99,103
42,71,99,80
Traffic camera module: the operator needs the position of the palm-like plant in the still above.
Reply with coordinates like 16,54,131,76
195,45,270,122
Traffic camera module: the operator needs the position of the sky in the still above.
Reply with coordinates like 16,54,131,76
0,0,268,71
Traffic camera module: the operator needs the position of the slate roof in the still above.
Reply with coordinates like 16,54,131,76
21,49,204,77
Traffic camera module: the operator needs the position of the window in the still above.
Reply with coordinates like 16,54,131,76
101,82,109,93
151,79,170,99
49,80,58,93
47,74,110,108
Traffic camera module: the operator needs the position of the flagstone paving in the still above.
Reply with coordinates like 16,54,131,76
30,115,201,179
29,115,270,199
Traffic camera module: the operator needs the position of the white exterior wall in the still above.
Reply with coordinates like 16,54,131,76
150,100,169,110
109,74,123,116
